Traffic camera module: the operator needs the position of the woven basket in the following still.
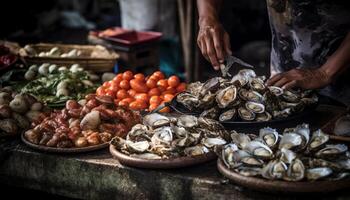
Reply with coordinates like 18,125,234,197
21,43,119,72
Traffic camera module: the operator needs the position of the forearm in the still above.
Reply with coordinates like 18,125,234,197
197,0,223,27
321,32,350,81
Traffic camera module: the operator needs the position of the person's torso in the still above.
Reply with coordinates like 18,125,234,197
267,0,350,105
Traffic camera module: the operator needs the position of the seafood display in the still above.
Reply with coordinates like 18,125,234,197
24,94,140,148
220,124,350,181
110,113,229,159
19,63,98,107
176,69,318,122
0,87,47,137
96,70,186,112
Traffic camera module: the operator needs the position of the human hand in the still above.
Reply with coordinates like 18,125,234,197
197,18,232,70
266,68,332,90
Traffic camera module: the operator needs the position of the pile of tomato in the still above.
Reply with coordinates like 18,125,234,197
96,71,186,112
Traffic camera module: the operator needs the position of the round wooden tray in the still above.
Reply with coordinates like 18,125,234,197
217,159,350,193
21,133,109,153
109,144,216,169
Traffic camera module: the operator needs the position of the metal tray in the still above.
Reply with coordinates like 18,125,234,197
109,144,216,169
217,159,350,193
21,133,109,153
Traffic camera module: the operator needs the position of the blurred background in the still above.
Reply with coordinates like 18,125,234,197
0,0,271,81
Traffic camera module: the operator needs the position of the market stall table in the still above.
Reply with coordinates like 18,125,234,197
0,105,349,199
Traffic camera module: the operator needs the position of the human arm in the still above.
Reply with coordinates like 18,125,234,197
267,32,350,89
197,0,232,70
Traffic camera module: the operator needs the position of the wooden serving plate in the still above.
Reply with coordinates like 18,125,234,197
21,133,109,153
109,144,216,169
217,159,350,193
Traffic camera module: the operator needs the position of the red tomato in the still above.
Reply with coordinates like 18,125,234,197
134,73,145,81
117,89,128,99
168,76,180,88
146,78,157,89
118,100,129,108
162,87,176,95
163,94,174,102
96,87,106,96
113,73,123,82
123,71,133,80
102,81,112,88
110,82,119,92
122,97,134,104
105,90,115,97
135,93,149,102
153,71,165,80
148,88,161,96
176,83,186,92
157,79,168,89
128,89,137,97
149,103,159,111
114,99,120,106
130,79,148,93
149,96,162,105
129,100,148,110
119,80,130,90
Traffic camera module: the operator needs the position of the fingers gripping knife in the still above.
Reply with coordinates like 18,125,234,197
220,55,254,77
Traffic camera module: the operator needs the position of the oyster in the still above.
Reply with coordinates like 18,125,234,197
200,107,220,119
125,140,150,153
221,143,240,168
200,77,220,96
230,131,251,149
177,115,198,128
215,85,237,108
261,160,288,180
249,78,265,92
219,109,236,122
244,141,274,160
278,132,303,151
151,126,173,146
184,145,209,156
239,89,263,102
143,113,170,128
201,137,226,148
282,90,300,103
255,112,272,122
245,101,265,113
176,92,199,110
306,167,333,180
268,86,283,96
334,115,350,136
259,127,279,148
308,129,329,151
284,158,305,181
235,166,262,177
238,107,255,121
198,92,216,108
315,144,348,159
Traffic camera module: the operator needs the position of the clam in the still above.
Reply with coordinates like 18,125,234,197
238,107,255,121
143,113,170,128
306,167,333,180
245,101,265,114
219,109,236,122
308,129,329,152
177,115,198,128
184,145,209,156
259,127,279,148
244,141,274,160
215,85,237,108
80,111,101,131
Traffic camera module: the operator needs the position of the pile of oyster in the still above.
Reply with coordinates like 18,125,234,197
0,86,47,137
111,113,229,159
177,69,318,122
220,124,350,181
